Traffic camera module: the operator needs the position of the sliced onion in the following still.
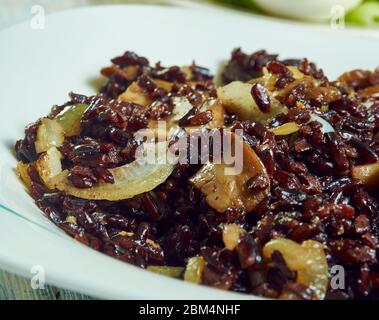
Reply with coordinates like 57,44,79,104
222,223,245,250
269,122,300,136
56,103,88,137
53,142,177,201
34,118,64,154
36,147,63,189
263,238,328,300
16,161,33,190
310,114,335,133
171,96,194,121
147,266,184,278
184,256,206,284
65,216,77,225
352,162,379,191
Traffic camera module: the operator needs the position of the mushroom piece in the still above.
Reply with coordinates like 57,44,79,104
217,81,285,123
189,132,270,213
207,100,225,129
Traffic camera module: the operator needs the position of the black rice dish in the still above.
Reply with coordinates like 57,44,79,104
15,49,379,300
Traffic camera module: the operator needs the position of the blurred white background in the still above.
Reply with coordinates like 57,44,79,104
1,0,378,39
0,0,201,30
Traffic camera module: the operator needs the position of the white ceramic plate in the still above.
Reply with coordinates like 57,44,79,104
0,4,378,300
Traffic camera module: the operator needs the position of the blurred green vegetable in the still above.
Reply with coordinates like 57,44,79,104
147,266,184,278
346,1,379,25
213,0,260,11
214,0,379,27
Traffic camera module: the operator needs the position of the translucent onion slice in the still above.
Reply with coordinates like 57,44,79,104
34,118,64,154
16,161,33,190
269,122,300,136
222,223,245,250
65,216,77,225
263,238,328,300
36,147,63,189
53,142,177,201
217,81,286,123
184,256,206,284
147,266,184,278
56,103,88,137
310,114,335,133
171,96,195,121
287,66,306,80
352,162,379,191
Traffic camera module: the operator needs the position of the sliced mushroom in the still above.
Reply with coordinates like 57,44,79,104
190,132,270,213
202,99,225,129
183,99,225,134
263,238,328,300
217,81,286,122
34,118,64,154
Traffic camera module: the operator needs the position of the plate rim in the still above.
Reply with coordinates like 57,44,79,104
1,3,378,300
